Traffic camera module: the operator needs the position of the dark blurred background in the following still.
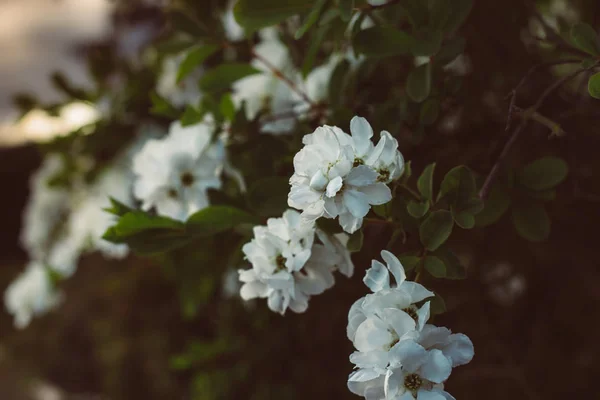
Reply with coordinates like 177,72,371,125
1,0,599,399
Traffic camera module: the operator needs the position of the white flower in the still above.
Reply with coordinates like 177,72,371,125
20,154,71,260
417,325,474,368
384,340,453,400
132,119,227,221
4,262,61,329
238,209,353,314
288,120,393,233
156,53,203,107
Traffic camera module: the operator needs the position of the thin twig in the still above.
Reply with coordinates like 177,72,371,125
480,63,596,200
512,106,566,137
251,50,315,108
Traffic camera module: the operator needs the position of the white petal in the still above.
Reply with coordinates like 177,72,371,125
381,250,406,286
420,349,452,384
301,199,325,221
343,189,371,218
348,367,381,383
417,389,448,400
309,169,329,191
381,308,417,338
347,297,367,341
346,165,378,187
349,350,389,369
267,291,289,315
354,317,394,352
288,291,309,313
443,333,474,367
390,340,427,374
347,372,385,399
238,269,257,283
418,325,451,349
360,183,392,205
416,302,431,331
338,212,363,234
326,176,344,197
401,281,435,304
384,368,404,399
350,116,374,156
363,260,390,292
240,281,268,300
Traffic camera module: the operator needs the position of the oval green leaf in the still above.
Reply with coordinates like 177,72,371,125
511,202,551,242
406,63,431,103
516,156,568,191
419,210,454,251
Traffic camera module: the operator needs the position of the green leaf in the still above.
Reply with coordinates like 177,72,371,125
435,37,466,65
319,8,341,26
397,255,421,272
353,27,414,57
437,165,476,206
347,228,364,252
434,248,466,279
295,0,327,39
113,212,184,237
516,157,568,191
234,0,315,31
439,0,472,34
186,206,259,236
406,63,432,103
511,202,551,242
199,63,261,92
219,93,236,121
150,92,178,118
339,0,354,21
328,59,351,108
401,0,429,27
475,184,511,227
524,188,556,201
180,105,205,126
570,22,600,56
407,200,430,218
429,293,446,315
176,45,219,84
417,163,436,200
419,210,454,251
247,177,289,217
451,207,475,229
302,24,330,77
103,197,134,217
588,72,600,99
411,29,443,57
424,256,446,278
419,99,440,125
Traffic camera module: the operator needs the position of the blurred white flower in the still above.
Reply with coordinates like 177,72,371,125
4,262,61,329
239,209,353,314
288,117,397,233
156,53,203,108
132,119,227,221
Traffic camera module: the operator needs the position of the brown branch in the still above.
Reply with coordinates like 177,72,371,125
250,50,315,108
479,62,597,200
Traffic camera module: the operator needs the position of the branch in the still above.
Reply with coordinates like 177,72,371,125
250,50,315,108
479,62,596,200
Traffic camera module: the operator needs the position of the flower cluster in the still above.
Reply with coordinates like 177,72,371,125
132,118,243,222
288,116,404,233
347,251,474,400
238,209,353,314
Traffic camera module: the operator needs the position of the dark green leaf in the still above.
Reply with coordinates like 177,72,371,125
186,206,259,236
103,197,134,217
524,188,556,201
451,207,475,229
570,22,600,56
397,255,421,272
319,9,341,26
419,210,454,251
353,27,414,57
180,106,205,126
219,93,236,121
150,92,179,118
434,248,466,279
411,29,443,57
424,256,446,278
199,63,261,92
234,0,315,31
516,157,568,191
328,59,351,108
511,202,551,242
588,72,600,99
295,0,327,39
339,0,354,21
114,212,184,237
419,99,440,125
437,165,476,206
429,293,446,315
302,24,330,77
247,177,290,217
347,228,364,252
580,57,598,69
439,0,472,34
407,200,430,218
428,0,451,31
176,45,219,83
401,0,429,27
406,63,432,103
417,163,436,199
475,184,511,227
435,37,466,65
